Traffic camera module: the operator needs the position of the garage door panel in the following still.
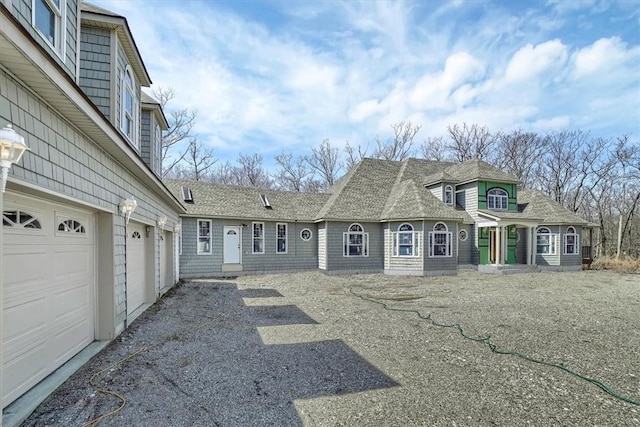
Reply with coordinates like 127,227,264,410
2,194,95,408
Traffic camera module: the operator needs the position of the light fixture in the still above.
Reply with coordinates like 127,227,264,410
0,124,30,193
157,215,167,229
119,197,137,224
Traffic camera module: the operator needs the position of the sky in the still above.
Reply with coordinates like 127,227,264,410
92,0,640,168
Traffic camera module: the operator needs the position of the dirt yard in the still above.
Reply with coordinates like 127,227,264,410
22,270,640,426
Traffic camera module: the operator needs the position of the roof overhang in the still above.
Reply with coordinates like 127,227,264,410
0,6,184,212
477,210,541,227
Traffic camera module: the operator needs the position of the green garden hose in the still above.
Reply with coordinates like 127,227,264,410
349,287,639,407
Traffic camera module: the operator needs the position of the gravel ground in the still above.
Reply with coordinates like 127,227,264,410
22,270,640,426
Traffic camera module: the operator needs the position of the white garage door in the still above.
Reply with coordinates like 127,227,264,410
126,221,147,315
2,194,95,408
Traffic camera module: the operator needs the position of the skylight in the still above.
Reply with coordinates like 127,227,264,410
182,186,194,203
260,194,272,209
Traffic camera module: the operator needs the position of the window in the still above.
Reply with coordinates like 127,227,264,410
536,227,556,255
458,229,468,241
58,219,85,234
429,222,452,257
3,210,42,229
252,222,264,254
276,223,287,254
392,223,420,257
131,231,141,239
564,226,579,255
300,228,312,241
33,0,64,52
487,188,508,210
343,223,369,257
121,67,138,147
444,185,454,205
197,219,212,255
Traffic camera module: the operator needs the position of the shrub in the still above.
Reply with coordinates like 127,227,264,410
591,256,640,274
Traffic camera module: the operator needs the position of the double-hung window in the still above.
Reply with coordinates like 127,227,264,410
276,223,287,254
197,219,212,255
536,227,556,255
564,226,579,255
33,0,64,53
444,185,454,205
121,66,138,148
343,223,368,257
392,223,420,257
487,188,508,210
252,222,264,254
429,222,452,257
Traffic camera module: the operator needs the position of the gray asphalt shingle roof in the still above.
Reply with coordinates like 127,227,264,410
434,158,521,185
518,189,589,225
164,180,330,221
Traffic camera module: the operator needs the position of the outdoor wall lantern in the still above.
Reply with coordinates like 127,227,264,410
157,215,167,229
0,124,30,193
120,197,137,225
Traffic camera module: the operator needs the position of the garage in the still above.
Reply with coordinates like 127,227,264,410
2,194,95,408
126,221,147,316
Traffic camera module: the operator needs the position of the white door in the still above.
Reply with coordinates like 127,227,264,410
2,194,95,408
126,222,147,315
159,229,172,293
223,226,241,264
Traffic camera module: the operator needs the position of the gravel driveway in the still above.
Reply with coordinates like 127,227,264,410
22,270,639,426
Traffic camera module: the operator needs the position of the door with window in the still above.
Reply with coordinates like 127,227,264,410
223,226,241,264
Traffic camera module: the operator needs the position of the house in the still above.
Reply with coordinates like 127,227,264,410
0,0,183,420
167,157,595,277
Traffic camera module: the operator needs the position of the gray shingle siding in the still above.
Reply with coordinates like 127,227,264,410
325,221,383,273
9,0,78,79
79,25,111,118
457,224,476,265
516,227,528,263
178,218,318,277
1,69,179,327
423,220,458,272
140,110,152,168
535,225,560,266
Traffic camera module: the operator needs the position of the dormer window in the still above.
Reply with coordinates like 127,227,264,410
33,0,64,54
121,66,139,148
444,185,454,205
487,188,508,210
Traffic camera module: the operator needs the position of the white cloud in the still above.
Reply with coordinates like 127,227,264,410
572,37,636,79
505,40,568,83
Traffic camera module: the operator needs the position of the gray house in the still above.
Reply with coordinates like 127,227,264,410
1,0,183,418
167,158,595,278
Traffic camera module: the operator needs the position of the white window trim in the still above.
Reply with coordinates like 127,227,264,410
563,226,580,255
487,188,509,210
179,219,183,256
458,228,468,241
392,223,421,257
300,228,312,241
276,222,288,254
121,65,139,148
429,222,452,257
536,227,557,255
32,0,66,57
444,185,454,205
197,219,212,255
343,223,369,257
252,222,265,254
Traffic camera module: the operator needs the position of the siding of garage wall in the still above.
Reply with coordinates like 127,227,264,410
79,26,111,119
325,221,383,274
9,0,79,79
178,218,318,277
0,69,179,328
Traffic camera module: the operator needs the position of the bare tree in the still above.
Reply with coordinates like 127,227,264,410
495,130,548,188
235,153,273,188
447,123,500,162
305,139,342,189
152,87,198,176
273,152,312,191
344,141,369,171
372,121,421,160
420,136,448,161
180,139,217,181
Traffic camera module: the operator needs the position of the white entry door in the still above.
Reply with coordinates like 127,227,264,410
223,226,241,264
126,222,147,315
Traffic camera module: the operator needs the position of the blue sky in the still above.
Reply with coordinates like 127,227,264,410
94,0,640,167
